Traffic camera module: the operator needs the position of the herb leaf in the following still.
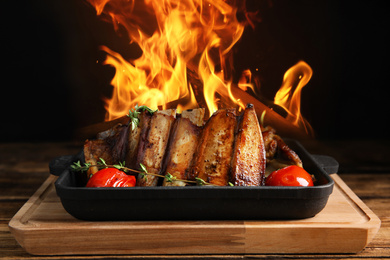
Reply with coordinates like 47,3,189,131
98,158,107,167
139,163,148,173
139,163,148,181
71,161,91,172
164,172,176,183
136,104,157,114
127,104,157,131
71,158,217,186
195,177,208,186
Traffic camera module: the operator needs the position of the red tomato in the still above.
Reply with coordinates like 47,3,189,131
265,165,314,187
86,168,136,187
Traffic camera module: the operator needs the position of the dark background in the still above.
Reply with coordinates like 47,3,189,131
1,0,389,142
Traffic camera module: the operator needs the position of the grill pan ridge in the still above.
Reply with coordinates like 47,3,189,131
51,139,335,220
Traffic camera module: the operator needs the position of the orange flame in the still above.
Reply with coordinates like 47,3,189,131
274,61,313,135
87,0,314,136
87,0,246,120
238,69,256,93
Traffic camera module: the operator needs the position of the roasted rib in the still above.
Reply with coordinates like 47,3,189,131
125,111,152,169
162,108,205,186
84,139,114,176
230,105,266,186
188,108,237,186
262,125,303,177
136,109,177,186
84,124,128,176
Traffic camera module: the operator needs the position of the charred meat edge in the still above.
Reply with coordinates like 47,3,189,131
188,108,237,186
231,105,266,186
136,109,177,186
162,108,205,186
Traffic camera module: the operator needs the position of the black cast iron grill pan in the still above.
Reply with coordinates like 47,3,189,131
50,139,336,221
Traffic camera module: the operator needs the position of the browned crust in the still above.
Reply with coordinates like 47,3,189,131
125,111,151,169
230,106,266,186
84,139,114,176
188,109,237,186
136,110,176,186
162,117,202,185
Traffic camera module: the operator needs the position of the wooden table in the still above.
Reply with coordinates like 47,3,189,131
1,141,389,259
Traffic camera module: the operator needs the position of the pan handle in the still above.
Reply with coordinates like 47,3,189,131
49,155,75,176
49,150,84,176
312,155,339,174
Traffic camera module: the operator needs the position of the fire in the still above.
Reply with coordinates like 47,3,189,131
274,61,314,135
87,0,245,120
86,0,314,137
238,69,256,93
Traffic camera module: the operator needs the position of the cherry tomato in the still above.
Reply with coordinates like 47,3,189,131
265,165,314,187
86,168,136,187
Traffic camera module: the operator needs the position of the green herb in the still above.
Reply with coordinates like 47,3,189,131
127,108,141,131
127,104,157,131
71,158,221,186
99,158,107,167
113,161,126,171
164,172,176,183
135,104,157,114
139,163,147,173
70,161,91,172
195,177,208,186
138,163,148,181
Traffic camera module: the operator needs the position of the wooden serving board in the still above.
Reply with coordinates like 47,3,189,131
9,174,381,256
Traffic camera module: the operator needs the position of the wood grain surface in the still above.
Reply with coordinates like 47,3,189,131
7,174,381,255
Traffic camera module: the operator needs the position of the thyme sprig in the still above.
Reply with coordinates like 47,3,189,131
71,159,217,186
70,161,91,172
127,104,157,131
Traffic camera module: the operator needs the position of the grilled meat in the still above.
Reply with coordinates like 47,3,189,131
136,109,177,186
84,124,129,176
83,105,303,186
163,109,204,186
188,108,237,186
274,134,303,167
125,111,152,169
230,105,266,186
84,139,114,176
180,109,205,126
262,126,277,163
261,126,303,177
